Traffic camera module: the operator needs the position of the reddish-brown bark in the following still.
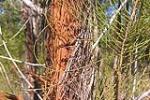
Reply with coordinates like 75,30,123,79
46,0,84,99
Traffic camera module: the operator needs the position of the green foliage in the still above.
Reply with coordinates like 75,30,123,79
0,0,24,93
0,0,150,99
94,0,150,99
0,0,24,58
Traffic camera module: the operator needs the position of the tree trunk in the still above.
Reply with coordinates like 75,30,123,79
46,0,95,100
22,0,41,99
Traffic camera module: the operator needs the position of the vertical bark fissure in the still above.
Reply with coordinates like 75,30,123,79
22,0,42,99
46,0,95,100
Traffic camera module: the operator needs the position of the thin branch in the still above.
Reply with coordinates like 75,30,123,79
0,55,45,67
135,89,150,100
10,16,31,40
131,1,140,97
0,26,43,100
92,0,128,50
132,42,138,99
0,62,14,94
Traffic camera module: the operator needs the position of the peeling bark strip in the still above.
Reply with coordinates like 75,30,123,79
22,0,43,14
46,0,82,99
46,0,94,100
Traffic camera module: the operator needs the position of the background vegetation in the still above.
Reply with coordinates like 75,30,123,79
0,0,150,100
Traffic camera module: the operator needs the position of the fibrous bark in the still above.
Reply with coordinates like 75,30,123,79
46,0,95,100
22,0,41,99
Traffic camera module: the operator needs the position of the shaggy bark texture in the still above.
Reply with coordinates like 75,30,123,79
46,0,95,100
22,0,41,99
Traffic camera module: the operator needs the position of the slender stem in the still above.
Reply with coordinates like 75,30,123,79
0,26,43,100
132,42,138,99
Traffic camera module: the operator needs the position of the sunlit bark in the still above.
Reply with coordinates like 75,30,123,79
46,0,82,99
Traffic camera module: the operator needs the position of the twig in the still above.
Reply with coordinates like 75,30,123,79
0,26,43,100
0,62,14,94
135,89,150,100
10,16,31,40
0,55,45,67
92,0,128,50
132,42,138,99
